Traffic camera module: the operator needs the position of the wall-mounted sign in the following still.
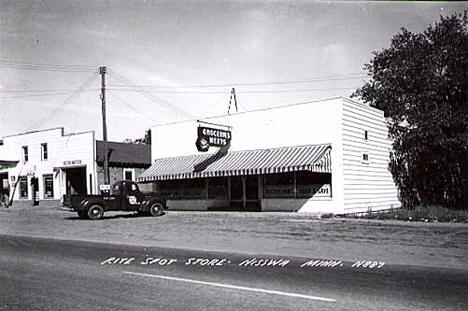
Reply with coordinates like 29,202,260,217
195,126,232,152
63,160,82,166
99,184,110,191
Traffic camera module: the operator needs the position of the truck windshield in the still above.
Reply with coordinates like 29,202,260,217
129,182,139,192
111,183,122,195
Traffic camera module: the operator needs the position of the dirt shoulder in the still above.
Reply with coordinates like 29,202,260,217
0,207,466,270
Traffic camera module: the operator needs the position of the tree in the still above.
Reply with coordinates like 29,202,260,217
353,13,468,209
133,129,151,145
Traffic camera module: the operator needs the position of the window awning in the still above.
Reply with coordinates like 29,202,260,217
138,144,331,182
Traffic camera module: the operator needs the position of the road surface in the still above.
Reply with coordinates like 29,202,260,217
0,234,466,310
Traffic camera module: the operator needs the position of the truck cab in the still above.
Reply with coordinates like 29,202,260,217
105,180,147,211
62,180,166,220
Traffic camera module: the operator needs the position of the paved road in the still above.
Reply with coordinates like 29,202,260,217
0,234,466,311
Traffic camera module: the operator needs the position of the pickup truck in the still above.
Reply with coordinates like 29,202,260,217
62,180,166,220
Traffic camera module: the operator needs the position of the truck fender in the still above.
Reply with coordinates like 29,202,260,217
79,198,104,211
141,199,165,212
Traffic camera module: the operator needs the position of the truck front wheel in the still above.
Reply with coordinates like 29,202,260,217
87,205,104,220
149,202,164,217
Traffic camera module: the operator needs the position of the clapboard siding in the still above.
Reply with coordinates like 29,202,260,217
341,99,400,212
342,122,388,136
343,131,390,145
344,179,396,185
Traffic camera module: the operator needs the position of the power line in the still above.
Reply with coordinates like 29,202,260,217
154,97,347,127
204,92,231,115
0,90,98,99
108,69,194,119
107,73,367,89
108,90,159,124
108,86,359,94
26,71,99,130
0,59,95,69
0,88,100,93
0,59,96,72
0,65,95,73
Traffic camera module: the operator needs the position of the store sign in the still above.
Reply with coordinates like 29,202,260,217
195,126,232,152
63,159,82,166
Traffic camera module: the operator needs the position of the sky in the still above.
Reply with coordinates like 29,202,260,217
0,0,466,142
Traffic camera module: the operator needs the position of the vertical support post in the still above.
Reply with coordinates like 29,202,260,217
293,171,297,199
242,176,246,210
258,175,263,212
100,66,109,185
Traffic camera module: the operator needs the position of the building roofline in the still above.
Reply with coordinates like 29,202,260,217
2,127,95,139
342,97,384,115
152,96,375,128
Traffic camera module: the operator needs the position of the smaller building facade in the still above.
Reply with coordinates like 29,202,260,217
0,128,151,207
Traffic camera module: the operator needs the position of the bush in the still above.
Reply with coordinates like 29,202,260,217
358,206,468,223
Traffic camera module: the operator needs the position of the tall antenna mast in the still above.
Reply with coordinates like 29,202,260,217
227,87,238,115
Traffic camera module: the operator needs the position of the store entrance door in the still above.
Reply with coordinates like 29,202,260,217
244,175,260,211
64,167,87,195
0,173,9,206
31,177,39,206
229,176,260,211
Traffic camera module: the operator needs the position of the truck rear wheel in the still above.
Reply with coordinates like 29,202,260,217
149,202,164,217
87,205,104,220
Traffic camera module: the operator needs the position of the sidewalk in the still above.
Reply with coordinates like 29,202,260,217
0,207,467,270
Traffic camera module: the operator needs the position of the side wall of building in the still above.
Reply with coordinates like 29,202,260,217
96,166,149,189
340,99,400,213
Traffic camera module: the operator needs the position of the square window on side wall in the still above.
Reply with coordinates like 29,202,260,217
362,152,370,164
22,146,28,162
41,143,48,161
123,169,135,181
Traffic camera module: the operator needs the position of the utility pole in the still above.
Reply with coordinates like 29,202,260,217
100,66,109,185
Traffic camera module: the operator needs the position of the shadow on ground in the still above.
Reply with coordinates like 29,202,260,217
64,212,166,221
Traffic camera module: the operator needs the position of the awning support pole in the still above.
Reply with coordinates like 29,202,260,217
293,171,297,199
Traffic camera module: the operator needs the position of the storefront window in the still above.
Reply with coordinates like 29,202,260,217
208,177,228,199
43,175,54,198
158,179,206,200
296,171,331,198
263,173,294,198
263,172,332,199
19,176,28,198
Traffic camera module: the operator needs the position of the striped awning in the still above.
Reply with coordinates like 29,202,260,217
138,144,331,182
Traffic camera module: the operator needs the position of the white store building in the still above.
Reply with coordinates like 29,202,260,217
139,97,401,214
0,127,151,207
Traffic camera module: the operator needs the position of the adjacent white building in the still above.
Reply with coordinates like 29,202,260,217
0,127,151,207
139,97,401,214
